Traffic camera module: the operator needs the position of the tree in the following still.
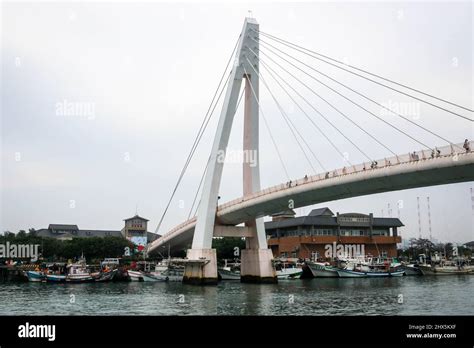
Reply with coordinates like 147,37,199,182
212,237,246,261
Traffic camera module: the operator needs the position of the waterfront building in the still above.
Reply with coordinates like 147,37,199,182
35,215,159,246
120,215,150,246
265,207,402,260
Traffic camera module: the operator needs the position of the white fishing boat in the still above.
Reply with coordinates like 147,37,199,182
218,259,241,280
274,258,303,279
337,268,404,278
157,267,184,282
66,263,94,283
148,259,185,282
276,267,303,279
218,267,241,280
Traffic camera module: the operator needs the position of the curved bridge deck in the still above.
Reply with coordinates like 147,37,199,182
148,142,474,253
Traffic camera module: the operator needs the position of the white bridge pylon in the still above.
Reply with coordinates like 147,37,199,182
183,17,277,284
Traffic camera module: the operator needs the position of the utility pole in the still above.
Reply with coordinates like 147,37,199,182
426,196,432,242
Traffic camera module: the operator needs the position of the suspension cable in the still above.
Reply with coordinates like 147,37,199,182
256,38,461,150
188,88,246,219
252,53,358,165
252,44,398,155
243,64,325,173
242,77,292,181
255,40,433,151
154,35,241,234
254,29,474,118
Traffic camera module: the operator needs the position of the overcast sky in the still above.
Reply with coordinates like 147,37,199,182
1,1,473,244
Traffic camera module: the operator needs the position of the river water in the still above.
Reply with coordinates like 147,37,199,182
1,276,472,315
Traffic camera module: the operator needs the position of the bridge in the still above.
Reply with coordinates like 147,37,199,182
149,143,473,253
147,17,474,284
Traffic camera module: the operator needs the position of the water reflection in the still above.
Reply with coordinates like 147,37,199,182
0,276,472,316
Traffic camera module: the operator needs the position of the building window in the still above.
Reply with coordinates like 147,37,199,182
340,229,367,236
372,229,389,236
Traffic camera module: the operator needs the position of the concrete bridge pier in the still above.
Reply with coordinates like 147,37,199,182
240,249,276,283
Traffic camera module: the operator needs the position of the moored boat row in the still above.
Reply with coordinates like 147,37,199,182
25,265,118,283
307,258,406,278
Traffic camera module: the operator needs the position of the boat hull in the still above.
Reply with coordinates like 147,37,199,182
366,270,405,277
141,272,167,282
26,271,44,282
338,269,405,277
403,265,422,276
218,268,241,280
276,268,303,279
46,274,67,283
337,269,366,278
419,265,473,275
95,269,118,282
66,275,94,283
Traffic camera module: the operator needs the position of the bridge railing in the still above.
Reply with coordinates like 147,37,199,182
155,141,471,243
218,141,470,210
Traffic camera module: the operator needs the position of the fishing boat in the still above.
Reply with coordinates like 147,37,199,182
94,269,118,282
276,267,303,279
337,268,404,278
402,264,423,276
218,267,241,280
25,271,45,282
306,261,338,278
366,270,405,277
218,259,241,280
65,263,94,283
274,258,303,279
418,264,472,275
337,258,405,278
149,263,184,282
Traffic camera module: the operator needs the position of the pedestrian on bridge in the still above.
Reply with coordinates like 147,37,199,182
463,139,470,152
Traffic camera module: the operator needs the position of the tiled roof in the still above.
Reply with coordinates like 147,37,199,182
48,224,79,231
123,215,149,222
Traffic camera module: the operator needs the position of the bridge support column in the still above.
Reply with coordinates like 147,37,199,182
182,248,218,285
240,248,276,283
